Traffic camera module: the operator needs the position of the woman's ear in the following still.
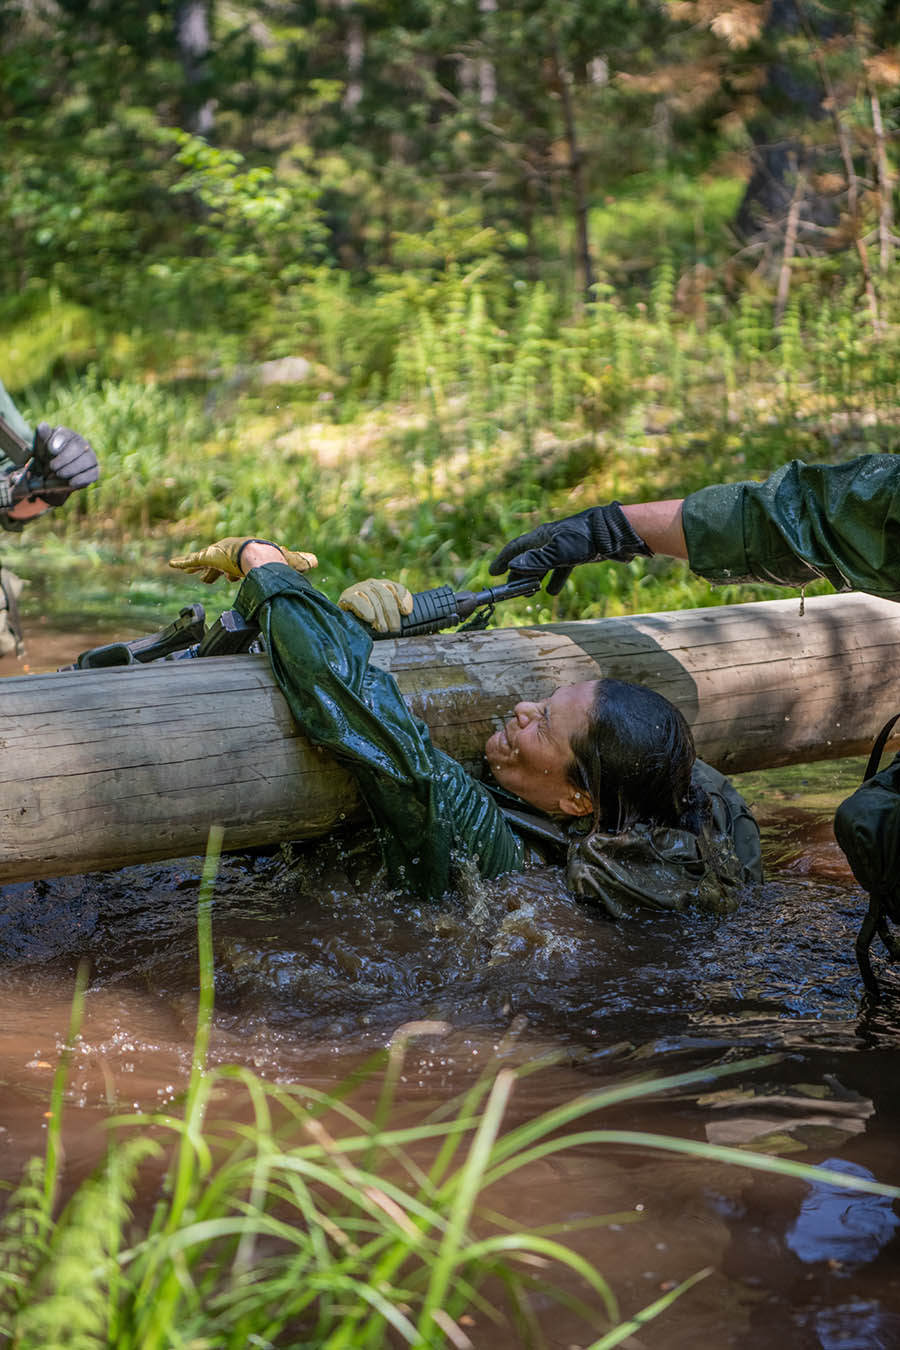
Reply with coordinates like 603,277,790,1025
559,788,593,817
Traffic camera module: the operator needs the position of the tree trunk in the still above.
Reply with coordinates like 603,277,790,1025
478,0,497,107
870,89,894,273
774,161,803,327
338,0,364,111
553,43,594,306
175,0,215,137
2,593,899,882
734,0,846,249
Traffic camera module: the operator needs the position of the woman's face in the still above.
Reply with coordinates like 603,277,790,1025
484,681,597,816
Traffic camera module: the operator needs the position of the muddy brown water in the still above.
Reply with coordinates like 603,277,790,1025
3,626,900,1349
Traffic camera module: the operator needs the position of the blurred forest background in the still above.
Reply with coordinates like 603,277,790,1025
4,0,900,624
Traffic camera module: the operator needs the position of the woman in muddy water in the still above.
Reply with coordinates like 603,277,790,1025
169,536,762,916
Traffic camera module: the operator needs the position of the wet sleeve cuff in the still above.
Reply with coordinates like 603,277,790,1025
234,562,317,621
682,483,751,581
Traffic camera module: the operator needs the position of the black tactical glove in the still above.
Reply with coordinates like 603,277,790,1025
488,503,653,595
29,422,100,504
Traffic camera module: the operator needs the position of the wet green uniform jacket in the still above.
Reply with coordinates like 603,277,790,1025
0,379,32,455
237,564,760,911
682,453,900,899
683,454,900,598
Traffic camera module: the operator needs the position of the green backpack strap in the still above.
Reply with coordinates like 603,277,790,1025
863,714,900,782
843,714,900,998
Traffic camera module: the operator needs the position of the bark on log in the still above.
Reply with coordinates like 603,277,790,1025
1,592,897,881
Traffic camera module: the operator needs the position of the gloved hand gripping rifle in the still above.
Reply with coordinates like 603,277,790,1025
0,413,81,508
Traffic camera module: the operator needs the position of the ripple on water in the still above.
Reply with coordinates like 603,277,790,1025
3,767,900,1347
0,835,896,1057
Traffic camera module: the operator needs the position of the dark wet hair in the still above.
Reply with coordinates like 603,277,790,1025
566,678,705,835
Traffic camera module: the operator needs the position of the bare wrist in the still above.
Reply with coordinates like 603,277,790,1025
238,541,286,573
621,501,687,559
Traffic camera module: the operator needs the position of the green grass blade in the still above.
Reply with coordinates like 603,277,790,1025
418,1067,515,1341
44,960,90,1213
588,1267,713,1349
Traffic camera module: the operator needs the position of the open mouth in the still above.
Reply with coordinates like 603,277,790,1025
488,721,516,760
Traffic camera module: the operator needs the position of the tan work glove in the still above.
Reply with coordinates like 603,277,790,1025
338,578,414,633
169,537,318,584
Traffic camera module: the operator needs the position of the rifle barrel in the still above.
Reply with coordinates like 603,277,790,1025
454,577,542,619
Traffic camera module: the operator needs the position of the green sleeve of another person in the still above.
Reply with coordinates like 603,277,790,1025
0,379,34,472
0,379,32,530
682,455,900,598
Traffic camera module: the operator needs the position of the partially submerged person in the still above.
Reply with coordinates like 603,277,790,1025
485,454,900,986
169,537,762,917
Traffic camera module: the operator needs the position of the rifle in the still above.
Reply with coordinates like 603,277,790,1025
0,412,75,504
60,575,543,671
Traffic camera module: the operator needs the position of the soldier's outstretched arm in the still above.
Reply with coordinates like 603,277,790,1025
490,455,900,601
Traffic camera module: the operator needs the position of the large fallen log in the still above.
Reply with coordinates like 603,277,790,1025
1,592,898,881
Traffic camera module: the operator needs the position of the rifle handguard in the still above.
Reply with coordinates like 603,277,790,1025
371,585,461,639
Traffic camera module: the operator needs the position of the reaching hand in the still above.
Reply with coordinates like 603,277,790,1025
488,503,653,595
169,537,318,584
29,423,100,504
338,578,414,633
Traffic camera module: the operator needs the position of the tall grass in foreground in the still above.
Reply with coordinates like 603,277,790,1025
1,828,899,1349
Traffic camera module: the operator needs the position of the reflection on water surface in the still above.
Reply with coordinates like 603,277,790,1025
2,627,900,1348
